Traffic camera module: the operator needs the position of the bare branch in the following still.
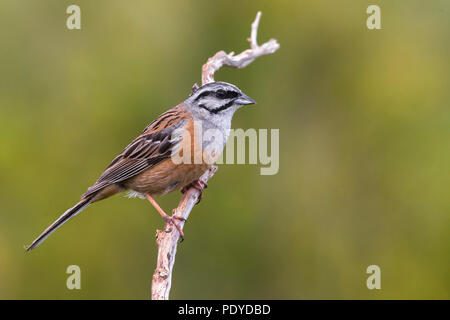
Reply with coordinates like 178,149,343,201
151,166,217,300
250,11,262,49
202,11,280,85
151,10,279,300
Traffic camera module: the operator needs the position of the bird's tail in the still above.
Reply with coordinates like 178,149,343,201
26,197,94,251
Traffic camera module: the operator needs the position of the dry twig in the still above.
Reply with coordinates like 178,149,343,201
202,11,280,85
151,11,279,300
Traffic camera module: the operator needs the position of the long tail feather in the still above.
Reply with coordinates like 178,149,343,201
26,197,93,251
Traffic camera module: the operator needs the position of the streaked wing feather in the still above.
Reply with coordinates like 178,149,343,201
82,112,188,199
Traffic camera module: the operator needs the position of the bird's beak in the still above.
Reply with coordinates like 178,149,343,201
235,93,256,105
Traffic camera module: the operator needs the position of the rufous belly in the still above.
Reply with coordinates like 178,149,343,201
124,160,210,197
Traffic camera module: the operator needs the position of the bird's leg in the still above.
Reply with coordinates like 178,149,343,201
146,194,185,240
180,178,208,203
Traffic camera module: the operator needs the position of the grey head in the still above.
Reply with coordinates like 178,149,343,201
184,81,256,125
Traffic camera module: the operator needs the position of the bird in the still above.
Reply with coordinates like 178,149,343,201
26,81,256,251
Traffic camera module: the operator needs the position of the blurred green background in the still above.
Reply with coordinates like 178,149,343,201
0,0,449,299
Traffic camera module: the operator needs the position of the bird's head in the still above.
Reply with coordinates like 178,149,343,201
185,81,256,121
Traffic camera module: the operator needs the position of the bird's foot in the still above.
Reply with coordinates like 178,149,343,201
163,211,185,241
146,194,185,241
181,179,208,204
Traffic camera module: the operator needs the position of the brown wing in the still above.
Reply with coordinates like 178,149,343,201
82,105,190,199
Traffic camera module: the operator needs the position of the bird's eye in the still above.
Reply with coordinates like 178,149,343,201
216,90,226,99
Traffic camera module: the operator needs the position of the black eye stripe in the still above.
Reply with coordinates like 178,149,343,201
216,90,238,99
195,90,238,101
195,91,212,101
